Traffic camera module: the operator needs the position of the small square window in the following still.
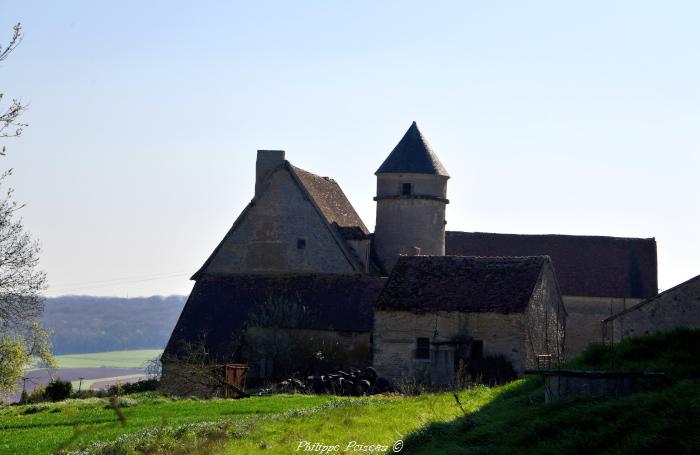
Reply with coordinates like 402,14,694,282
297,238,306,249
402,183,412,195
415,337,430,359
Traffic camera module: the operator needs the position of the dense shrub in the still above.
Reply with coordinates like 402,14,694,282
104,379,160,397
121,379,159,394
22,403,52,414
572,328,700,380
458,355,517,386
24,385,47,403
71,389,99,399
45,379,72,402
107,383,124,396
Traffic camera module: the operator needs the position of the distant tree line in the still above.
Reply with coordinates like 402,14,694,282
41,295,186,355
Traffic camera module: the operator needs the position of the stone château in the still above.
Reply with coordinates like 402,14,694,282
164,122,658,386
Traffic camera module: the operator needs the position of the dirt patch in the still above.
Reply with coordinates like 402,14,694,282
90,375,150,390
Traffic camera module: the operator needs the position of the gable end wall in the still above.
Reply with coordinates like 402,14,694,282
203,168,358,275
603,276,700,343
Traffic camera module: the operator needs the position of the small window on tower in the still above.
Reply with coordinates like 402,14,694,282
415,337,430,359
402,183,412,195
297,238,306,249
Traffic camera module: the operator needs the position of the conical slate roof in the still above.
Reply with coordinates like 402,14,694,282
376,122,449,176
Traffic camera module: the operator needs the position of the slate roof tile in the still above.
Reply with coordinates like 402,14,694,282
376,255,548,314
376,122,449,176
446,231,658,299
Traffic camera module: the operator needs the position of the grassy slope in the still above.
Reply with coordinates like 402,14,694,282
569,327,700,379
0,394,334,455
402,328,700,455
224,388,499,454
3,329,699,454
222,328,700,454
404,378,700,454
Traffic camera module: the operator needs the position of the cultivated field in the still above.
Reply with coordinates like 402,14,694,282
10,350,163,403
33,349,163,369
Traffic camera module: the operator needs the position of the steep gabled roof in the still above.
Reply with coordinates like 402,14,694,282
376,256,549,314
290,165,369,235
376,122,449,176
445,232,658,299
163,274,387,362
192,161,373,280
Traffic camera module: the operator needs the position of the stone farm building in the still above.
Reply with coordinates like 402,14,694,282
374,255,566,383
164,122,658,386
602,273,700,344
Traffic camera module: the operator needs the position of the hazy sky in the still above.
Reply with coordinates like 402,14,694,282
1,1,698,297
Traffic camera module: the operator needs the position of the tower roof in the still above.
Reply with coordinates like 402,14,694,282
376,121,449,177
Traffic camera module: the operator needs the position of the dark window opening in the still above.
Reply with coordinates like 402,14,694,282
297,238,306,249
415,337,430,359
401,183,412,195
470,340,483,360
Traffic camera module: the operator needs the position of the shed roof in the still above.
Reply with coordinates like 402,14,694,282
376,122,449,176
376,255,549,314
445,232,657,299
164,274,386,362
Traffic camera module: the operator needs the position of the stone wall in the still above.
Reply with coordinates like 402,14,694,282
372,310,526,383
373,173,447,272
541,372,651,403
525,263,567,368
603,275,700,343
203,167,357,275
563,295,642,358
376,173,447,199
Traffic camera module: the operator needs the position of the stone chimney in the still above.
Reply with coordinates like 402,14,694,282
255,150,285,197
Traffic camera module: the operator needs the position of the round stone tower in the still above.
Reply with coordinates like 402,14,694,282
373,122,450,273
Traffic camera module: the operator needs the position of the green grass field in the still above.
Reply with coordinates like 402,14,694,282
45,349,163,369
3,330,699,455
0,394,336,454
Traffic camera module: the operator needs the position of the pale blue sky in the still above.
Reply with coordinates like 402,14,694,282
1,1,698,296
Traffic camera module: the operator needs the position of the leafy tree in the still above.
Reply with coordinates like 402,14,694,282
0,334,25,393
0,23,54,399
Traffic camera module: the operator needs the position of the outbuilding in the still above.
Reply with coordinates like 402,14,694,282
373,256,566,385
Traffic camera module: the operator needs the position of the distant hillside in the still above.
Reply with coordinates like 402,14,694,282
41,295,187,355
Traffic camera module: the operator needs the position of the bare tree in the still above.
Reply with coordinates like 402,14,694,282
160,341,229,397
0,23,27,155
0,23,53,398
0,172,46,326
160,339,248,398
